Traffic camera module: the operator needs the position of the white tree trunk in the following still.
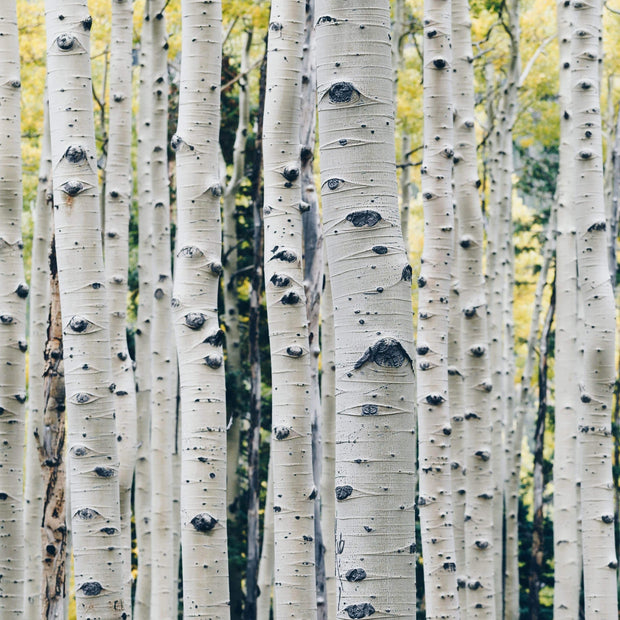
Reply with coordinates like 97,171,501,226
571,0,618,612
316,2,418,617
257,453,275,620
263,0,318,613
172,0,230,615
105,0,137,612
0,3,26,612
553,0,580,615
45,1,125,616
24,88,52,617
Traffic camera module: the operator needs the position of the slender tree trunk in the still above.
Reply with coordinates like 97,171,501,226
257,451,275,620
571,0,619,612
41,237,68,620
0,4,26,612
148,2,176,615
24,89,52,618
316,2,418,616
134,3,155,615
45,1,125,616
105,1,137,613
529,291,555,620
319,257,336,619
553,1,581,614
263,0,318,612
172,0,229,615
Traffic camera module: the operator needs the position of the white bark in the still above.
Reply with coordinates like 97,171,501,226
134,2,154,616
24,89,52,617
0,2,26,612
553,0,580,615
316,1,418,616
571,0,618,612
45,1,125,616
417,0,460,613
104,0,137,612
257,453,275,620
263,0,318,613
172,0,230,615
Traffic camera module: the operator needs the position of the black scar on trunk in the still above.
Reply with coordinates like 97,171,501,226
354,338,412,370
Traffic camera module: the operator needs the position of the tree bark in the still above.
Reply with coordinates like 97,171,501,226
256,450,275,620
45,1,125,615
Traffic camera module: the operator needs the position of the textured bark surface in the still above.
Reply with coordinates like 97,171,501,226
0,3,26,612
104,0,137,612
45,1,125,616
263,0,318,613
571,0,619,612
316,2,417,616
41,239,68,620
417,0,460,613
24,89,52,618
256,452,274,620
172,0,229,615
134,3,154,616
553,2,581,615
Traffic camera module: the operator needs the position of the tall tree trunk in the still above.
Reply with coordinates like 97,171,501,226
553,0,581,614
45,1,125,616
105,0,137,612
0,4,26,612
134,3,155,616
417,0,460,614
24,89,52,617
571,0,618,612
172,0,229,615
41,236,68,620
528,291,555,620
257,451,275,620
316,2,417,617
148,2,176,615
263,0,318,612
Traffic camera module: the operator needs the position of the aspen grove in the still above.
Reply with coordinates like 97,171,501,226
3,0,620,617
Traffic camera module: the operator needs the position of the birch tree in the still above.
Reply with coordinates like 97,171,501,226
263,0,317,612
104,0,137,610
45,1,125,616
172,0,230,615
571,0,618,611
0,3,26,612
316,1,418,616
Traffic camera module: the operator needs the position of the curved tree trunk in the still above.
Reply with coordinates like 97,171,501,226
263,0,318,613
571,0,618,612
0,3,26,612
315,2,418,616
172,0,229,615
45,1,125,616
105,0,137,612
256,452,274,620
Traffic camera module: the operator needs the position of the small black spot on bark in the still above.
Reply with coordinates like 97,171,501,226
372,245,388,254
46,544,57,556
117,352,127,361
354,338,411,369
269,21,283,31
299,201,310,212
204,330,225,346
444,562,456,571
475,450,490,461
587,221,606,232
76,508,99,520
433,57,447,69
16,283,29,298
281,292,300,305
69,316,89,332
580,393,591,403
210,262,223,276
426,393,445,405
602,514,614,523
184,313,206,330
154,288,164,300
100,527,117,535
18,340,27,352
274,426,290,440
94,466,115,478
0,493,8,500
475,540,489,549
470,345,486,357
362,404,378,415
65,145,86,163
317,15,334,23
346,210,382,227
308,487,317,500
286,346,304,357
418,276,426,287
61,180,84,196
578,149,593,160
191,513,218,532
468,580,482,590
402,265,412,281
346,568,367,582
344,603,375,618
209,184,223,197
271,249,297,263
273,506,281,512
82,16,93,30
282,166,299,182
80,582,102,596
336,485,353,500
326,178,343,190
56,34,76,50
204,354,223,369
329,82,357,103
270,274,291,287
417,345,429,355
74,393,91,404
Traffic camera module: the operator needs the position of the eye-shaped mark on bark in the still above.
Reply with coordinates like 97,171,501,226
274,426,290,440
94,466,116,478
308,487,318,500
60,180,85,196
460,236,474,248
209,183,223,197
361,403,378,415
18,340,27,352
354,338,412,370
371,245,388,255
463,306,477,318
171,297,180,308
442,426,452,436
79,582,103,597
71,445,91,457
402,265,413,282
273,506,281,512
324,178,344,191
344,603,375,618
609,560,619,569
82,15,93,30
204,354,223,369
417,345,429,356
286,345,304,358
426,393,445,406
345,568,367,582
328,82,360,104
177,245,205,259
56,33,76,51
587,221,606,232
154,288,164,300
316,15,336,24
9,79,20,89
601,514,614,524
469,345,486,357
170,134,184,151
100,527,118,535
464,412,480,420
67,315,99,334
184,313,206,330
417,276,427,288
299,201,311,212
191,513,218,532
65,145,87,164
209,261,223,276
432,57,448,69
14,283,29,299
475,450,490,462
280,292,300,305
269,21,283,31
270,274,291,287
14,392,26,404
75,507,100,520
335,485,353,500
447,366,461,376
270,249,297,263
345,210,382,227
204,329,225,347
282,165,300,183
112,92,124,103
419,360,433,371
468,580,482,590
578,149,593,160
70,392,97,405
